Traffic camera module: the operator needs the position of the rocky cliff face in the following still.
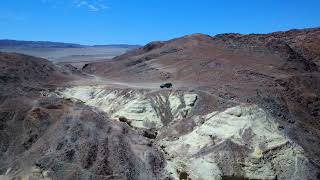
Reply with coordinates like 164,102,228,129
1,27,320,180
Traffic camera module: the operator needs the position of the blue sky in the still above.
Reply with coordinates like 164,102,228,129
0,0,320,45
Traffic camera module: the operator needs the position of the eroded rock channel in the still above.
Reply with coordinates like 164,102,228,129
49,85,318,180
57,86,197,129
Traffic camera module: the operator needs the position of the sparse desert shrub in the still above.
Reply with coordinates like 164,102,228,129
118,116,128,123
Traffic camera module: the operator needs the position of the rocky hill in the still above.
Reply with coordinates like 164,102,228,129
81,28,320,178
0,52,164,180
0,28,320,179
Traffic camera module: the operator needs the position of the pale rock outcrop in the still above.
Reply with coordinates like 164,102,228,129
56,86,318,179
159,105,317,180
58,86,197,129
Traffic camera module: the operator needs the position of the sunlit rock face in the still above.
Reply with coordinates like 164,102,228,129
56,86,318,179
57,86,198,129
159,105,318,180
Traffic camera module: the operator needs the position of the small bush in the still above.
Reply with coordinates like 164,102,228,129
118,116,128,123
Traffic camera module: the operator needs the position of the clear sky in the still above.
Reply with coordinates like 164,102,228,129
1,0,320,45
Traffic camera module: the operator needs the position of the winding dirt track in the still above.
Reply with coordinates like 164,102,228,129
65,74,200,90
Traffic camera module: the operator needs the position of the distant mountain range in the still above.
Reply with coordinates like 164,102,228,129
0,39,141,49
0,39,142,62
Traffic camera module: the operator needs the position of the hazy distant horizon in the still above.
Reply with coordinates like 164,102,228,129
0,38,143,46
1,0,320,45
2,26,320,47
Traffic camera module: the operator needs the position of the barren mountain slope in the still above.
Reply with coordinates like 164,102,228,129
83,28,320,80
0,28,320,180
0,53,164,180
81,28,320,178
